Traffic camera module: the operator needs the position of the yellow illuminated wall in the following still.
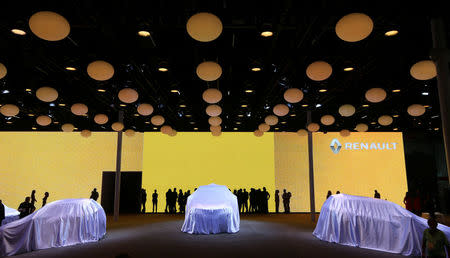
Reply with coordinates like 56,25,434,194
142,132,275,212
0,132,143,209
274,133,310,212
313,132,408,210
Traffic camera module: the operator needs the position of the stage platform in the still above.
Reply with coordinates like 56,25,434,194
14,214,413,258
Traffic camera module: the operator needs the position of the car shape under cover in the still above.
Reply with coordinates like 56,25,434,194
313,194,450,256
0,198,106,256
181,183,240,234
1,204,20,226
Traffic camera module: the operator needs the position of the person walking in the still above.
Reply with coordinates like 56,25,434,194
421,216,449,257
152,190,158,213
275,190,280,213
30,190,37,213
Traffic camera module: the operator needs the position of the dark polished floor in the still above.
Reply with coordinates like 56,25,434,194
15,214,411,258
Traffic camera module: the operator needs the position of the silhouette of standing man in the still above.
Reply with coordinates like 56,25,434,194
42,192,49,207
18,197,32,218
282,189,289,213
90,188,99,201
262,187,270,213
141,189,147,213
374,190,381,199
275,190,280,213
30,190,37,213
165,189,171,213
152,190,158,213
0,200,5,226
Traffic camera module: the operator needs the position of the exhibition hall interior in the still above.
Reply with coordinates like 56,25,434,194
1,1,450,257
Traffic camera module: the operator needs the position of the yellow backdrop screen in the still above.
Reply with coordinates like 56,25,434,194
142,132,275,212
313,132,408,210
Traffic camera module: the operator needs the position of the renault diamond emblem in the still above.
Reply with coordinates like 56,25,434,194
330,138,342,154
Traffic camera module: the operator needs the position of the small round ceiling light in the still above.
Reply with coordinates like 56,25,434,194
320,115,335,126
208,116,222,126
407,104,426,117
118,88,139,103
340,129,351,137
365,88,387,103
258,123,270,132
206,104,222,116
410,60,437,80
71,103,88,116
355,123,369,132
202,88,222,104
273,104,289,116
61,123,74,132
36,115,52,126
307,123,320,132
186,12,222,42
306,61,332,81
385,30,398,36
378,115,393,126
283,88,304,103
335,13,373,42
36,87,58,102
29,11,70,41
87,60,114,81
338,104,355,117
0,63,7,79
196,61,222,81
112,122,124,131
11,29,26,35
151,115,165,126
94,114,109,125
137,103,154,116
80,130,92,138
138,30,150,37
265,115,278,126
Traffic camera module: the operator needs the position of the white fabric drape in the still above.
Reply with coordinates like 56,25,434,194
313,194,450,256
181,183,240,234
0,198,106,256
1,204,20,226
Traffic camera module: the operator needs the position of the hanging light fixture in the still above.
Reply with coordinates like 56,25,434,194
306,61,332,81
28,11,70,41
186,12,222,42
196,61,222,81
335,13,373,42
87,60,114,81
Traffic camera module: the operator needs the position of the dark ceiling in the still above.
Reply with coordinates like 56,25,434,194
0,0,448,133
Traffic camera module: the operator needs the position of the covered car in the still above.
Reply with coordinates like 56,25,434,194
313,194,450,256
181,183,239,234
0,198,106,256
1,204,20,226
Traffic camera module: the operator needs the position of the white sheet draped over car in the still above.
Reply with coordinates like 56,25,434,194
1,204,20,226
0,198,106,257
313,194,450,256
181,183,240,234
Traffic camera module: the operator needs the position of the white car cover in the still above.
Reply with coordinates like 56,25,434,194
0,198,106,257
313,194,450,256
1,204,20,226
181,183,240,234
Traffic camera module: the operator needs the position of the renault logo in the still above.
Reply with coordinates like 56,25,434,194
330,138,342,154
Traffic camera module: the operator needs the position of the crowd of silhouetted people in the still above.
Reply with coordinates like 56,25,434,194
137,188,293,214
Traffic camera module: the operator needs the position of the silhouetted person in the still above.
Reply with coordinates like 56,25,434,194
30,190,37,213
242,189,249,213
90,188,99,201
165,189,171,213
275,190,280,213
237,189,243,212
172,188,178,213
194,188,197,192
374,190,380,199
0,200,5,226
282,189,290,213
18,197,32,218
262,187,270,213
141,189,147,213
42,192,49,207
421,216,449,257
152,190,158,213
178,189,184,213
403,191,413,212
336,191,340,194
326,190,332,199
